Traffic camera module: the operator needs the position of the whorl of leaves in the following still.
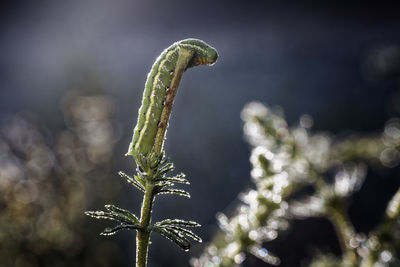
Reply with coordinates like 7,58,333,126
85,152,200,251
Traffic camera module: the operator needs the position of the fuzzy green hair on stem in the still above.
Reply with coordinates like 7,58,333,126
85,39,218,267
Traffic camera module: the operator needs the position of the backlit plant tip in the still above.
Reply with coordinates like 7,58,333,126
86,39,218,267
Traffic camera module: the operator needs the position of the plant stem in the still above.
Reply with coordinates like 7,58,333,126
135,47,196,267
136,182,155,267
327,204,357,261
312,177,356,255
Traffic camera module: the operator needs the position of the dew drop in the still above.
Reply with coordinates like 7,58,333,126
234,252,246,264
258,248,269,258
381,250,392,262
183,244,190,252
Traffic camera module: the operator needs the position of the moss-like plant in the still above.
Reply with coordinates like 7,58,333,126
85,39,218,267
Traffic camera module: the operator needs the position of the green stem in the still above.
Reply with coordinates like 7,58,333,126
312,176,358,263
136,182,155,267
327,204,358,265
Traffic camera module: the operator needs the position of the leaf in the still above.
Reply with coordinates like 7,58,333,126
149,152,165,169
136,153,147,168
100,223,141,236
157,162,175,176
104,205,140,225
150,226,191,251
157,189,190,198
134,173,145,184
85,210,135,225
118,171,145,192
85,210,108,219
158,154,168,167
154,180,175,188
155,219,201,228
164,226,202,242
155,173,190,185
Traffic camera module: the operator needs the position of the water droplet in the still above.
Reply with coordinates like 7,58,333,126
258,248,269,258
249,230,258,241
234,252,246,264
381,250,392,262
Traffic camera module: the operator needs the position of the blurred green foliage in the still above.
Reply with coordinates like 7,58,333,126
0,91,122,267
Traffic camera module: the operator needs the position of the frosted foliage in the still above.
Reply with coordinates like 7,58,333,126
194,102,400,267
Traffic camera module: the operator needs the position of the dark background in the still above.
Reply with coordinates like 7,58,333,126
1,1,400,266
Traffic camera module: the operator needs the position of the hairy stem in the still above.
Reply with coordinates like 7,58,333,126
136,182,155,267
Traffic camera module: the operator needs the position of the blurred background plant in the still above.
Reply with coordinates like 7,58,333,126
192,100,400,266
0,90,122,267
1,1,400,266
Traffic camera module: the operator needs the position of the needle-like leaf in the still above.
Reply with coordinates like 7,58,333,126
150,226,191,251
104,205,140,225
157,189,190,198
155,219,201,228
164,226,202,242
100,223,141,236
118,171,145,192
